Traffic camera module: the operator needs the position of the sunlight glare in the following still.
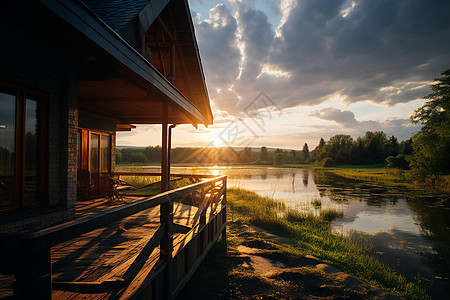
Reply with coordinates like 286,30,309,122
207,130,226,147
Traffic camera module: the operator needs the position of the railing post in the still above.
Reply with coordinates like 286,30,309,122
200,182,213,225
160,196,173,300
222,177,227,241
14,241,52,299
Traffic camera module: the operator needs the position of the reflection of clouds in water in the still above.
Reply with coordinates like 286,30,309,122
333,199,419,235
368,229,441,292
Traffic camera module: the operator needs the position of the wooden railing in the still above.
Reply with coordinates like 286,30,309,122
112,172,220,194
0,175,227,300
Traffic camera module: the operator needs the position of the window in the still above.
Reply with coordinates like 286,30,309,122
0,85,45,213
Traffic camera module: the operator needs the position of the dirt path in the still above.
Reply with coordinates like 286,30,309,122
178,224,400,299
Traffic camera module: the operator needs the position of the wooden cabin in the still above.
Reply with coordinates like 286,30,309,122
0,0,226,299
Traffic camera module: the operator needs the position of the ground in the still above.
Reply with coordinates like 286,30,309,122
177,224,398,300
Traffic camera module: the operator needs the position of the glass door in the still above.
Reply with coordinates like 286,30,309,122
89,133,99,196
85,131,111,199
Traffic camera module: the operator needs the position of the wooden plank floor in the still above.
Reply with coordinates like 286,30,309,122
51,197,199,299
0,196,202,299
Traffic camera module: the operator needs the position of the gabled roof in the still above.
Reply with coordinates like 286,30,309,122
82,0,151,32
40,0,212,126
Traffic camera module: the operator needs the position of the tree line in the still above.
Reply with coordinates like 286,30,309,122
117,145,311,165
117,133,410,167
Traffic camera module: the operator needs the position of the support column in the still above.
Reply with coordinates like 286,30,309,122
160,102,173,299
161,102,170,193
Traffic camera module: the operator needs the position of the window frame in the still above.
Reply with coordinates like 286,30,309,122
0,81,46,213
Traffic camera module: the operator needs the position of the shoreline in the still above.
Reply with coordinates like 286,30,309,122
179,187,430,300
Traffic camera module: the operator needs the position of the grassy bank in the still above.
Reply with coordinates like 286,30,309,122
226,187,430,300
284,163,450,191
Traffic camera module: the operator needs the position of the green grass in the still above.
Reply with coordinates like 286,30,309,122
319,208,344,221
227,187,430,300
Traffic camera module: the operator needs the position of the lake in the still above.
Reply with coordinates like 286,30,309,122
136,165,450,299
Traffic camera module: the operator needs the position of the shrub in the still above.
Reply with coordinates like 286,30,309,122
321,157,335,167
386,154,410,170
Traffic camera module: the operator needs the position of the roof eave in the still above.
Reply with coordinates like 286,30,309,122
40,0,210,125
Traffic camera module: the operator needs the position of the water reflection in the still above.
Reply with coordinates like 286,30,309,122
151,165,450,299
302,169,308,188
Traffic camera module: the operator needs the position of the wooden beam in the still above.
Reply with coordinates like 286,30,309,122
154,27,167,77
157,16,174,41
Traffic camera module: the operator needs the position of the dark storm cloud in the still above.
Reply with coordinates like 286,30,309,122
272,0,450,107
193,0,450,115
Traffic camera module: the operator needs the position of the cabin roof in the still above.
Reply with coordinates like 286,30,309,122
81,0,151,32
41,0,212,126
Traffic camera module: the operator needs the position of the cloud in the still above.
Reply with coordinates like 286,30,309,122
192,0,450,116
309,107,358,127
195,4,240,89
308,106,421,141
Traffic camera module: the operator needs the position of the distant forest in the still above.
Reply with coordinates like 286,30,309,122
117,130,412,167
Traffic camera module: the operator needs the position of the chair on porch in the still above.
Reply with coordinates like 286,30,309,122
77,170,94,201
108,174,137,203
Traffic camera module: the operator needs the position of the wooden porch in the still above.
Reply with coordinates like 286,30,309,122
0,175,227,299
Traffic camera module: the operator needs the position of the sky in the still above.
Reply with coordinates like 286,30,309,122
117,0,450,150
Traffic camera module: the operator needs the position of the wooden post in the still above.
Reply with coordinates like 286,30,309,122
222,177,227,241
14,241,52,299
160,102,173,300
161,102,169,193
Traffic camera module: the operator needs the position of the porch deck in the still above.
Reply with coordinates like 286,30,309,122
52,198,217,299
0,175,227,300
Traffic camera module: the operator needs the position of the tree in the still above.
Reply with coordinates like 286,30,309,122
325,134,353,164
302,143,309,160
241,147,253,163
318,138,326,149
400,138,413,155
386,136,400,158
362,131,387,164
116,149,122,163
409,69,450,179
259,146,268,161
273,152,285,165
351,137,365,164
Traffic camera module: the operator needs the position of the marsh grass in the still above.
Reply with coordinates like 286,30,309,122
227,187,430,300
311,198,322,208
319,208,344,222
